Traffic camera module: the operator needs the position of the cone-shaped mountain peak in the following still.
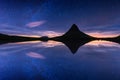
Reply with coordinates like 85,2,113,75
68,24,79,31
63,24,92,39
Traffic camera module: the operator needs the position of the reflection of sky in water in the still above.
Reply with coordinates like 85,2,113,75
0,41,119,80
0,0,120,80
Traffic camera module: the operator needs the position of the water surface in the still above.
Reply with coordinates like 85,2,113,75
0,40,119,80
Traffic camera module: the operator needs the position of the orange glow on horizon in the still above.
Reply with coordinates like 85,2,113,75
14,41,41,44
10,30,119,38
40,41,63,47
14,40,63,47
87,32,118,38
86,40,120,47
9,31,119,48
14,40,119,48
18,35,41,38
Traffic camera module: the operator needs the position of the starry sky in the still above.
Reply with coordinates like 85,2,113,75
0,1,120,80
0,0,120,36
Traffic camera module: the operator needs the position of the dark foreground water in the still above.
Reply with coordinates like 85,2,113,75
0,41,119,80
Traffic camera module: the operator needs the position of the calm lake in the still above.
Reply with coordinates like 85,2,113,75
0,40,119,80
0,0,120,80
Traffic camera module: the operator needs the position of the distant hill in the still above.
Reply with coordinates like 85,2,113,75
0,33,40,44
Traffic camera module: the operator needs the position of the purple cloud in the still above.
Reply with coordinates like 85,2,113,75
26,20,46,28
26,52,45,59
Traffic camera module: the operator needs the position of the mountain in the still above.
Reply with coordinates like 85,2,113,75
0,33,40,44
51,24,94,53
110,35,120,44
62,24,93,39
0,24,119,53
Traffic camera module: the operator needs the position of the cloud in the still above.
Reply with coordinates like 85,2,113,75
26,20,46,28
85,40,120,48
87,31,119,38
26,52,45,59
41,31,63,37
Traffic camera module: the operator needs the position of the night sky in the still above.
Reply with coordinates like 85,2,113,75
0,1,120,80
0,0,120,37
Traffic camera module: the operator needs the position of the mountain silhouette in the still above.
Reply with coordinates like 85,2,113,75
62,24,94,39
50,24,95,53
50,24,120,53
0,24,119,54
97,35,120,44
0,33,41,44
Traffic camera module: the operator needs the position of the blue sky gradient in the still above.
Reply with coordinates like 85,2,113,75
0,0,120,35
0,1,120,80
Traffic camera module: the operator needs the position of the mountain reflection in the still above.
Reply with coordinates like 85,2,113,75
0,24,119,54
13,39,120,48
0,40,118,55
15,40,120,48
